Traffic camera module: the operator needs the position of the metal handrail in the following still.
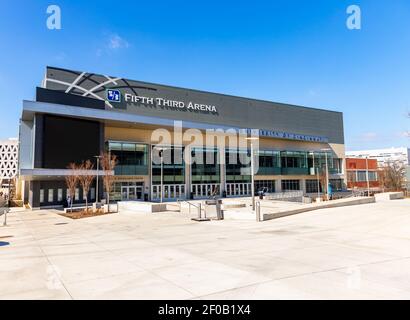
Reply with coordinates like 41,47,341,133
177,200,209,221
177,199,203,215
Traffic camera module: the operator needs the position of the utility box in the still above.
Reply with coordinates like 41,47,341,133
205,199,224,220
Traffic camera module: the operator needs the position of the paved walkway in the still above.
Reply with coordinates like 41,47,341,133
1,200,410,299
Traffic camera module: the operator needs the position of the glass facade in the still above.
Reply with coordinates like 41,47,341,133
281,151,309,175
255,180,276,193
330,179,344,191
108,141,148,175
111,181,144,201
225,149,251,183
152,146,185,185
306,179,322,193
257,151,281,175
308,152,342,175
102,142,345,200
191,148,220,184
281,179,301,191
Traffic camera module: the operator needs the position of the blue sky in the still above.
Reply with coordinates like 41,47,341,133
0,0,409,150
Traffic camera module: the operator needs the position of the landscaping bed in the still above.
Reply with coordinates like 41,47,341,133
59,209,112,219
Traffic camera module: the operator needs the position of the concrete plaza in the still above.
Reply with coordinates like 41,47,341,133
1,199,410,300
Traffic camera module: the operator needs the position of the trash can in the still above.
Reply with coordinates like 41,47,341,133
144,193,149,202
222,191,227,198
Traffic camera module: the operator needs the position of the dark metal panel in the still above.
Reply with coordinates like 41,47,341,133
44,66,345,144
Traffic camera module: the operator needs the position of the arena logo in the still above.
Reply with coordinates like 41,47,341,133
106,89,121,103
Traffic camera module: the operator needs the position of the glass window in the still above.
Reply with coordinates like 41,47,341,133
191,148,220,184
48,189,54,203
107,141,148,176
357,171,367,182
58,189,63,202
281,180,301,191
225,149,251,183
40,189,44,203
368,171,377,181
306,180,322,193
330,179,344,191
281,152,307,168
90,188,95,200
75,188,80,200
255,180,275,194
152,146,185,185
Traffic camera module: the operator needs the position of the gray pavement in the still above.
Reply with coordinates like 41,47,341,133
1,199,410,300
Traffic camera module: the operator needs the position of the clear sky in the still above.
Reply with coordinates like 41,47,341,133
0,0,409,150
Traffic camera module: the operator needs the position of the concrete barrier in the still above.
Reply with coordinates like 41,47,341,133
262,197,376,221
118,201,167,213
375,192,404,201
222,203,247,210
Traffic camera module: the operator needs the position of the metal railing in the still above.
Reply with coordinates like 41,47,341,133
177,199,209,221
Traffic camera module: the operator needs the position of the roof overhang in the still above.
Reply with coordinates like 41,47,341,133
21,100,237,132
20,168,114,181
21,100,330,143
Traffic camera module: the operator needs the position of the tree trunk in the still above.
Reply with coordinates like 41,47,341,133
107,193,110,213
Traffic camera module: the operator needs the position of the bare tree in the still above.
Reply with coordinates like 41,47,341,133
100,152,117,211
65,163,79,212
380,161,405,191
347,170,357,192
318,167,327,199
78,160,95,212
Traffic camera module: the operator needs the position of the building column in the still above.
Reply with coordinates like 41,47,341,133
301,179,307,195
29,181,40,209
275,179,282,193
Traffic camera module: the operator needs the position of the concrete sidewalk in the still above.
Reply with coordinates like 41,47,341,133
1,199,410,299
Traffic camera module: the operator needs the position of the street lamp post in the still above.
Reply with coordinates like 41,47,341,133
310,152,321,201
325,152,329,201
160,150,164,203
250,141,255,211
246,137,259,211
321,148,331,201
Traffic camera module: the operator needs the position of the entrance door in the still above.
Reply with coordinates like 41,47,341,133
121,186,144,201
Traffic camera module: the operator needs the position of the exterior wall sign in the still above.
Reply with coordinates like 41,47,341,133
257,129,329,143
123,93,218,114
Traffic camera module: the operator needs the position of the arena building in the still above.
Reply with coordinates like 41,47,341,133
18,67,346,209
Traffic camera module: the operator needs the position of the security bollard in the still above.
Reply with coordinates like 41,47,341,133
256,201,261,222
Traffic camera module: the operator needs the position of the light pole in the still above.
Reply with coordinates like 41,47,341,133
94,155,101,203
246,137,259,211
160,149,164,203
366,156,370,196
321,148,331,201
310,152,320,201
